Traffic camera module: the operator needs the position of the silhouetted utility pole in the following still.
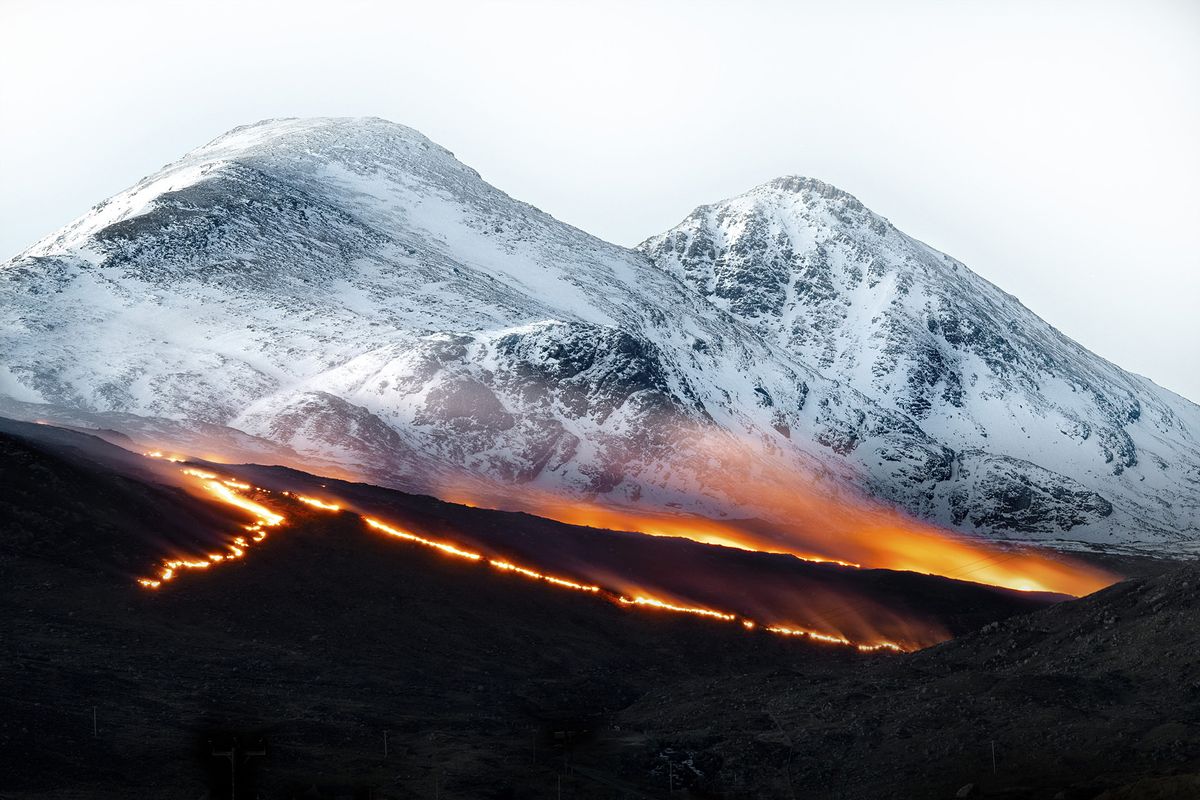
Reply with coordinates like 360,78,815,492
209,736,267,800
991,740,997,774
383,729,389,758
91,706,97,738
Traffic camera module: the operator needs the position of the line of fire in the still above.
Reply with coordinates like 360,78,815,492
137,450,1115,654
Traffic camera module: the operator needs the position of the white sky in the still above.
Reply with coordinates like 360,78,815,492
2,0,1198,401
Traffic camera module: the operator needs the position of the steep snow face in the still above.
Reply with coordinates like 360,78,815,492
640,177,1200,544
0,118,958,527
2,120,1196,549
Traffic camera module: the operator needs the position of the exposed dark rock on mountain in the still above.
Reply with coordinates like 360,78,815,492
2,118,1197,551
640,175,1200,546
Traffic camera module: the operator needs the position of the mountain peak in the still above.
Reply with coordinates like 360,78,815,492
639,175,891,266
15,117,482,261
196,116,445,159
739,175,876,222
177,116,476,186
651,176,886,248
761,174,854,199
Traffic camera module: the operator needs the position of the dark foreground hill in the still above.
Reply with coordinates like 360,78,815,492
601,563,1200,800
0,419,1193,799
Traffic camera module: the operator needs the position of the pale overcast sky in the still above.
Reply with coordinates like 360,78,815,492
2,0,1198,401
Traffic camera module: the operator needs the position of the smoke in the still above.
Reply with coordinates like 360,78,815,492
125,420,1117,651
435,427,1117,598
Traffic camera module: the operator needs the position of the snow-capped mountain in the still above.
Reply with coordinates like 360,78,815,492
2,118,1197,550
640,177,1200,544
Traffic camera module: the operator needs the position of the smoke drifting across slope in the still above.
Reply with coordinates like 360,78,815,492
2,117,1196,555
107,416,1116,651
0,415,1084,652
434,429,1116,598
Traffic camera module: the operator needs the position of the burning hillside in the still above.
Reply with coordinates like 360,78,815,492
0,414,1183,800
434,429,1116,599
136,456,917,650
131,439,1105,651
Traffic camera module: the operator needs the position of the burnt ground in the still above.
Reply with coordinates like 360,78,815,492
0,419,1196,799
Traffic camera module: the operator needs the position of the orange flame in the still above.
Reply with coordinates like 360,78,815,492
201,481,285,527
555,496,1108,595
136,467,284,588
488,560,601,593
435,435,1116,599
144,450,186,462
765,624,904,653
617,595,737,621
134,458,914,652
288,493,341,512
363,517,484,561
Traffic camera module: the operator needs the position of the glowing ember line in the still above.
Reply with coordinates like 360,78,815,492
363,517,483,561
489,560,601,593
300,502,598,593
441,478,1116,596
143,450,186,462
132,455,910,651
202,481,285,527
618,595,737,621
765,624,852,645
765,624,904,652
182,468,218,480
135,463,287,589
292,494,341,511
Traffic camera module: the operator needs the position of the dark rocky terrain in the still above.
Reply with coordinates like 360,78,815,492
1,419,1195,799
597,559,1200,799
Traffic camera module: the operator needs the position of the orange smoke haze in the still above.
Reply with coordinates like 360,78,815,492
462,492,1114,597
133,427,1117,652
136,459,927,651
137,461,284,588
435,431,1117,598
137,424,1115,598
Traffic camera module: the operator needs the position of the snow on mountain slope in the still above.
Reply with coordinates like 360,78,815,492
1,119,1196,551
640,176,1200,544
1,117,962,531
